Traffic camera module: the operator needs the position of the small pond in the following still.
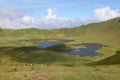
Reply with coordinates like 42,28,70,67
36,41,104,57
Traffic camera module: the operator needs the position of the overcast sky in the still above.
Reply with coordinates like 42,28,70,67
0,0,120,29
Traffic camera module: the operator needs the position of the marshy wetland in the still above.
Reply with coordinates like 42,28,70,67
0,38,120,80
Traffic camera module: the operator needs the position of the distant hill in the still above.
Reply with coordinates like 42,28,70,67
82,17,120,49
0,17,120,49
56,17,120,49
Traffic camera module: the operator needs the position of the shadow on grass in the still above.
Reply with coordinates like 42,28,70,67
0,46,77,65
90,51,120,65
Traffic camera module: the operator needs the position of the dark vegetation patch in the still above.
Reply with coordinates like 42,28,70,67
46,43,75,50
90,51,120,65
5,47,79,65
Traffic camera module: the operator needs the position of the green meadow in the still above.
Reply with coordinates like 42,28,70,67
0,17,120,80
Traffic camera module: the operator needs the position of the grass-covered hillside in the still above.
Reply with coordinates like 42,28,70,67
83,17,120,49
0,17,120,80
0,17,120,49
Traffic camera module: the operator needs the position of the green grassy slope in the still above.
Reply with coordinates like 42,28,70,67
0,18,120,80
83,18,120,49
0,17,120,49
91,51,120,65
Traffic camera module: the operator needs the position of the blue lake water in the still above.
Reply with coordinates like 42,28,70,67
57,43,103,56
36,41,104,57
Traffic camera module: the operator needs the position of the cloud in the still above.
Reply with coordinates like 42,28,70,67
39,17,88,29
0,7,38,29
40,8,89,29
21,16,35,24
0,7,89,29
94,6,120,21
44,8,57,19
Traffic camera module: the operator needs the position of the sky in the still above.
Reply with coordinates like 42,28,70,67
0,0,120,29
